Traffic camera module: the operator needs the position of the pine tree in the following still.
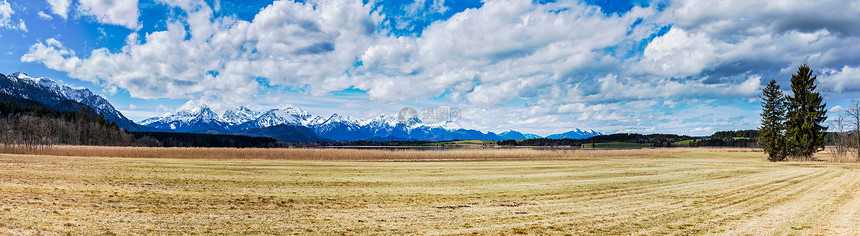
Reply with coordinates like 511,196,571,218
785,65,828,159
759,79,787,161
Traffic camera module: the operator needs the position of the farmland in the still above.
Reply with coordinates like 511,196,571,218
1,147,859,234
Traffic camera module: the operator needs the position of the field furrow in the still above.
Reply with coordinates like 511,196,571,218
0,148,858,234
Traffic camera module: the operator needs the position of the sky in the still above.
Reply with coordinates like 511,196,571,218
1,0,859,136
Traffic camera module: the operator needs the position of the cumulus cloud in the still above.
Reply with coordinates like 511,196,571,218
0,0,26,31
353,0,660,105
78,0,141,30
690,127,714,136
645,0,860,78
829,105,843,113
642,28,719,77
38,11,53,20
47,0,71,19
24,0,377,112
19,0,860,134
820,65,860,92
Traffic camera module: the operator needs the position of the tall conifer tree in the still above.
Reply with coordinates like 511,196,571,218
759,79,786,161
785,65,828,159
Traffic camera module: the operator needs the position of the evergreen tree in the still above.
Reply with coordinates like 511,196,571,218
759,79,787,161
785,65,828,159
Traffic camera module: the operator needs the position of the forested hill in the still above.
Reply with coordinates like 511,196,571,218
0,96,280,148
0,96,137,148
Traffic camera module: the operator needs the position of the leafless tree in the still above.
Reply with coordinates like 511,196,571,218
846,99,860,161
828,114,852,162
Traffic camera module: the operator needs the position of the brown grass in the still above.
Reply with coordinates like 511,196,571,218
1,149,858,235
0,145,716,161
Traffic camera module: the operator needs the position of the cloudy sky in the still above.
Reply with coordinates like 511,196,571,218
1,0,859,136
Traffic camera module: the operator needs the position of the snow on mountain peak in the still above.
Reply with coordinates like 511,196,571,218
281,106,309,116
10,72,28,79
177,104,209,114
366,114,399,127
133,102,601,141
222,106,260,124
425,120,460,130
321,114,362,127
173,105,219,122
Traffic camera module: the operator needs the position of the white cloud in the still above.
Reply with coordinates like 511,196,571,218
648,0,860,77
38,11,53,20
102,84,118,95
0,0,24,31
47,0,71,19
662,0,860,37
23,0,377,112
352,0,659,104
821,65,860,92
690,127,714,136
24,0,760,111
156,104,168,113
642,28,718,77
20,0,860,134
829,105,844,113
78,0,141,30
128,103,137,110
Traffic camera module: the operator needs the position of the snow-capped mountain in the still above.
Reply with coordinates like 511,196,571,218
137,103,604,142
222,106,259,125
366,114,397,128
237,106,314,130
143,105,227,132
0,72,145,130
138,105,507,141
309,114,368,140
546,129,603,139
499,130,543,140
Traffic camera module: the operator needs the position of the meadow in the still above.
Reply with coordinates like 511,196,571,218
1,147,858,234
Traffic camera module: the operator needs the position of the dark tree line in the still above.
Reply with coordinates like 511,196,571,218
0,100,136,149
759,65,828,161
131,132,280,148
681,130,759,148
710,130,759,139
497,133,696,147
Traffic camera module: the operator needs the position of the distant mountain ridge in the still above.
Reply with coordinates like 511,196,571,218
140,104,494,141
0,72,148,131
499,130,543,140
139,104,603,142
546,129,602,139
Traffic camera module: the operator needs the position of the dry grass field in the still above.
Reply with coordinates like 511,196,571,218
1,147,859,234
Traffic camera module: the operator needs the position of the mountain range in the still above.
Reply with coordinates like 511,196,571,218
0,72,149,131
1,72,603,142
139,105,603,142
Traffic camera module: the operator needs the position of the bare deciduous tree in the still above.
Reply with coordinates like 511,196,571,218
828,114,852,162
847,99,860,161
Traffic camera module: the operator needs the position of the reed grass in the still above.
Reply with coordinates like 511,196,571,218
0,145,717,161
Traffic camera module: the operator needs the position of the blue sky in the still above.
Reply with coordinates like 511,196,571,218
1,0,859,136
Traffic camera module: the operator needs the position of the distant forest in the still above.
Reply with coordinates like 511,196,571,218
497,131,759,147
0,99,136,149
